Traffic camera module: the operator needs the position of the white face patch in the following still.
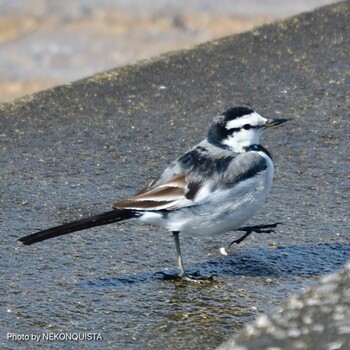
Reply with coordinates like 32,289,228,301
222,128,262,152
225,112,267,130
222,112,267,152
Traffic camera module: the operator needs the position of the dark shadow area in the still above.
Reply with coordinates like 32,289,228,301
78,242,350,288
207,241,350,277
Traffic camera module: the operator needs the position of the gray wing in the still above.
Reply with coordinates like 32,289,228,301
112,146,269,211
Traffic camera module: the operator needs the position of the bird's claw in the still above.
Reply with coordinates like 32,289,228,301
154,271,216,283
220,222,282,255
237,222,281,234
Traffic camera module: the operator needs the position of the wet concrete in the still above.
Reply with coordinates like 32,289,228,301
1,1,349,349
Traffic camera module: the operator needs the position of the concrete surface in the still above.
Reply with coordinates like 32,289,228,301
1,1,349,349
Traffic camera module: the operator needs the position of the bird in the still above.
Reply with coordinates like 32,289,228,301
18,107,287,282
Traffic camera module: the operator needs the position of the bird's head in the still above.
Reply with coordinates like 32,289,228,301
207,107,287,152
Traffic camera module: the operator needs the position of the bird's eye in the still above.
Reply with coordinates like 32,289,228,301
243,124,251,130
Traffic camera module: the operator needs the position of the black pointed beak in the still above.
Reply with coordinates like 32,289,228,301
265,118,289,128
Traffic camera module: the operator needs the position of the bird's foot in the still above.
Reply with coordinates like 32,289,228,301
238,222,282,235
154,270,216,283
182,271,216,283
220,222,282,255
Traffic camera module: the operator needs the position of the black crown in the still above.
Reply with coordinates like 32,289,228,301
221,107,254,122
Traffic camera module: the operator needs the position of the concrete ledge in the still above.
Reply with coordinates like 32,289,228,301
217,264,350,349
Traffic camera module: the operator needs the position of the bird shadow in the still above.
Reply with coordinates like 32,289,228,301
77,241,350,289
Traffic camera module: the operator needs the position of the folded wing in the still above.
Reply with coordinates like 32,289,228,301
112,173,195,210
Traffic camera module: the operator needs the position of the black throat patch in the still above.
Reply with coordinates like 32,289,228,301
244,144,273,160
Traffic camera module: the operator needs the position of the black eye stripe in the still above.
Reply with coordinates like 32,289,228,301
228,127,241,133
227,125,259,133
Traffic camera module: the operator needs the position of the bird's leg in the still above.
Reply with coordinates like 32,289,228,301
154,231,187,281
173,231,186,277
155,232,215,283
238,222,282,233
229,230,253,246
221,223,282,254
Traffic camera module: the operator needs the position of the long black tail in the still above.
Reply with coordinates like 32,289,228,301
18,209,138,245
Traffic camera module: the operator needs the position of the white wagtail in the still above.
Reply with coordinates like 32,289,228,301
19,107,287,282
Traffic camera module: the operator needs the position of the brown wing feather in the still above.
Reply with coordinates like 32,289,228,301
113,199,175,209
112,174,195,210
161,174,187,188
135,176,160,195
136,186,185,200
